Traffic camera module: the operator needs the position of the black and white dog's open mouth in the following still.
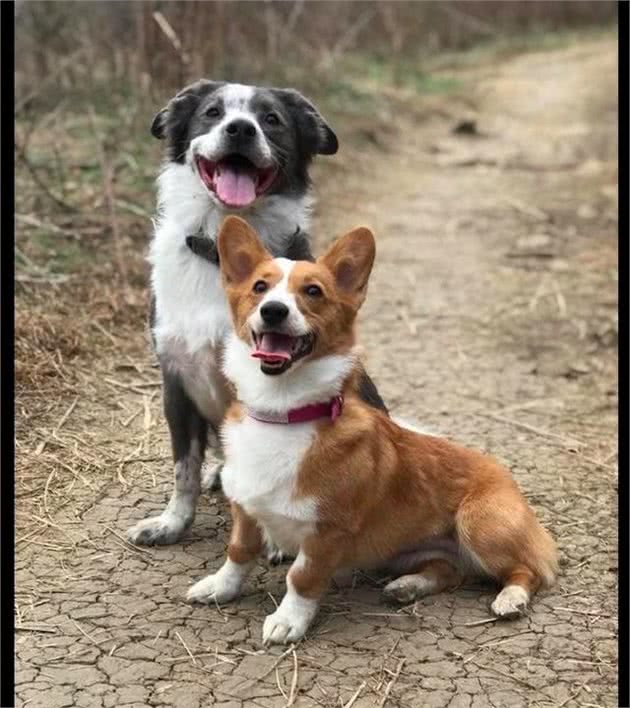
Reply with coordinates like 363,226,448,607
251,330,314,375
196,155,277,209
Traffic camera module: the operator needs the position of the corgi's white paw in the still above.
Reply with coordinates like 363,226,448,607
491,585,529,619
187,559,251,604
382,573,438,604
262,590,318,645
263,608,309,645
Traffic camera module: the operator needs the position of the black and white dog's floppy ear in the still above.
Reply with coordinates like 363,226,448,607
150,79,224,139
273,89,338,156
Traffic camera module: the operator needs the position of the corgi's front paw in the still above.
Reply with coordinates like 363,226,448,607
262,609,309,645
187,559,251,605
262,592,318,645
187,572,239,604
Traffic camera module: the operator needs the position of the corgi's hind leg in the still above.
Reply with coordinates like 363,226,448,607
383,559,463,604
490,566,540,619
457,484,558,619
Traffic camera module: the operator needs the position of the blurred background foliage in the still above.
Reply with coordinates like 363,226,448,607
14,1,616,286
16,1,615,114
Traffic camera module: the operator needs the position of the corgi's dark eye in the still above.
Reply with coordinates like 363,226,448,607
253,280,268,294
265,112,280,126
206,106,221,118
304,284,322,297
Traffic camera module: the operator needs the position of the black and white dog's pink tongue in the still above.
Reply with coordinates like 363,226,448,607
215,166,256,208
252,333,293,362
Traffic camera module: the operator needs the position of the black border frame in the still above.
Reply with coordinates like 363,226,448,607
1,2,16,707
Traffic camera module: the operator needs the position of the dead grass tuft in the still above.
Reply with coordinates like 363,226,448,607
16,306,85,389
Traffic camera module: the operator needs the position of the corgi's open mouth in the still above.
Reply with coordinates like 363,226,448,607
196,155,277,209
251,331,314,375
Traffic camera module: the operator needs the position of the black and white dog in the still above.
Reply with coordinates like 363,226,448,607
127,81,386,547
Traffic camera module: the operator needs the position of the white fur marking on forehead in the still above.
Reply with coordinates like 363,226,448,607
220,84,255,111
275,258,295,279
261,258,295,303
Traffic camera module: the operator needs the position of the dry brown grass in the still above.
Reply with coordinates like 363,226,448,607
15,306,85,390
15,245,155,544
15,270,150,386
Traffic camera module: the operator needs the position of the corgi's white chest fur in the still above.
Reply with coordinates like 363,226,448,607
220,331,356,554
221,416,318,555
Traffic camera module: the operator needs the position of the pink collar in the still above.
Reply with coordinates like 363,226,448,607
247,396,344,425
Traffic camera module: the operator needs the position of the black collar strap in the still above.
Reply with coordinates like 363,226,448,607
185,233,219,264
185,225,311,265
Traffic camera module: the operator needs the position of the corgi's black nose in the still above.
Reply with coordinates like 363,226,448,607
260,301,289,326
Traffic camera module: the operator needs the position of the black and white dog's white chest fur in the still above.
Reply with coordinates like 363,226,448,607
151,165,310,421
127,81,340,547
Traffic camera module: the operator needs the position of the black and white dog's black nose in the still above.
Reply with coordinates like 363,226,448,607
225,118,257,140
260,301,289,326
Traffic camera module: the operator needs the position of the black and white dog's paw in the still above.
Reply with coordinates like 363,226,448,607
267,546,289,565
265,543,294,565
127,512,190,546
262,526,295,564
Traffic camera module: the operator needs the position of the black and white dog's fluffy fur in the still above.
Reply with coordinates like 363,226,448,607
127,81,386,547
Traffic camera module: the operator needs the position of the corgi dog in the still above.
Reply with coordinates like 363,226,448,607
186,216,558,645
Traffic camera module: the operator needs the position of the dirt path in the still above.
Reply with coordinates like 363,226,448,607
15,38,618,708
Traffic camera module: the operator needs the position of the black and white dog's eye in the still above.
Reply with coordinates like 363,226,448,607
253,280,268,294
304,284,322,297
265,112,280,126
206,106,221,118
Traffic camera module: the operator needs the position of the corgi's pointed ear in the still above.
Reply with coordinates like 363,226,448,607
217,216,270,284
320,227,376,300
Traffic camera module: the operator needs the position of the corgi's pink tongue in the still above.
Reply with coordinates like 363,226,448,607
215,165,256,208
252,333,293,362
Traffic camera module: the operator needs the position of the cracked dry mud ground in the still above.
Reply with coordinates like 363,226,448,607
15,38,618,708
